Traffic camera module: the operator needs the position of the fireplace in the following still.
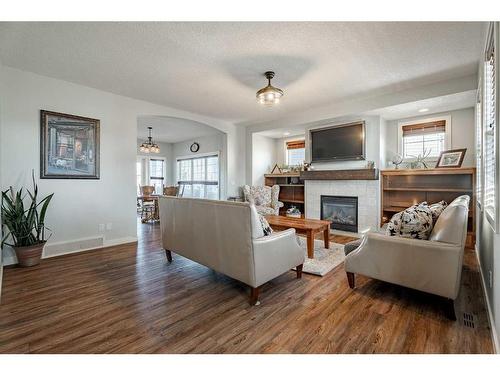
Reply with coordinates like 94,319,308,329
320,195,358,232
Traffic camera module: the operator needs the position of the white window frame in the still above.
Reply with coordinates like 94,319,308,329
397,115,452,162
136,155,167,194
176,151,220,200
476,82,484,211
483,22,499,232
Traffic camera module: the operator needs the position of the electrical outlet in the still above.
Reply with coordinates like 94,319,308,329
98,224,105,232
106,223,113,231
489,270,493,289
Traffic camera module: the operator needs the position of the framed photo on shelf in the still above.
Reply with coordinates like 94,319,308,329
40,110,100,179
435,148,467,168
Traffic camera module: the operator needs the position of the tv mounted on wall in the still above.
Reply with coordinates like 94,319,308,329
310,121,365,162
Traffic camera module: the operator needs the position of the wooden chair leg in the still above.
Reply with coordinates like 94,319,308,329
249,287,260,305
165,250,173,263
296,264,303,279
445,298,456,321
346,272,356,289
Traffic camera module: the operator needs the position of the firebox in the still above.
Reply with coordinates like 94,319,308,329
320,195,358,232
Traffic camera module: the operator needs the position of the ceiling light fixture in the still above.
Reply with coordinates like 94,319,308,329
256,71,283,106
418,108,429,113
283,132,291,136
139,127,160,153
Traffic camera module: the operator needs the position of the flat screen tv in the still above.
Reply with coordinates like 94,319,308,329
310,122,365,162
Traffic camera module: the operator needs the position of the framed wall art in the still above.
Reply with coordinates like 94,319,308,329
40,110,100,179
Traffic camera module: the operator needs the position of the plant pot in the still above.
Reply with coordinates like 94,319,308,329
13,241,46,267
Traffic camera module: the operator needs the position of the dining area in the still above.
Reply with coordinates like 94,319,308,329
137,185,182,223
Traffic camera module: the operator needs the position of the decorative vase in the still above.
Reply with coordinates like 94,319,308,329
13,241,46,267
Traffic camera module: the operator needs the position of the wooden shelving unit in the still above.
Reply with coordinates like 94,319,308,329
264,173,305,216
381,167,476,248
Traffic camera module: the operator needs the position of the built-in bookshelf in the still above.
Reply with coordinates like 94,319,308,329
381,168,476,248
264,173,304,216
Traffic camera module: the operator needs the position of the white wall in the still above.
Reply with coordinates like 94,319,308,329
0,59,4,298
384,108,476,168
251,134,277,186
0,67,243,265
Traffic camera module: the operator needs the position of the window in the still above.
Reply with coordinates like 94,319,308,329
177,154,219,199
476,87,483,209
136,159,142,195
401,120,446,159
286,140,305,166
484,28,497,227
149,158,165,194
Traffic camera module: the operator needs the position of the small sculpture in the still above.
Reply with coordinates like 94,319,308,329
391,154,403,169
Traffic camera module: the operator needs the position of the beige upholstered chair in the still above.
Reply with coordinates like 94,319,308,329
243,185,283,216
159,197,304,305
344,195,470,320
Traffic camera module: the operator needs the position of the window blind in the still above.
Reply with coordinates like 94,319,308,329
476,93,483,208
286,140,305,150
402,120,446,136
484,30,496,223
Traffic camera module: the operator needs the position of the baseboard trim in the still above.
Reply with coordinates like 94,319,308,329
475,244,499,354
3,236,138,266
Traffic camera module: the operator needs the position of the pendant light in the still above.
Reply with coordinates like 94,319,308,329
139,127,160,154
256,71,283,106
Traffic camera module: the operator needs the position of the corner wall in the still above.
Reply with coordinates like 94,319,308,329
252,134,277,186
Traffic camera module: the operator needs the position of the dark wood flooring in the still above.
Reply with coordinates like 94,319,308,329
0,219,494,353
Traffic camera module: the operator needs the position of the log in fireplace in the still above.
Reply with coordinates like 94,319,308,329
320,195,358,232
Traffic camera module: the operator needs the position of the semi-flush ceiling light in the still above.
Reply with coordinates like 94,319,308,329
256,71,283,106
139,126,160,153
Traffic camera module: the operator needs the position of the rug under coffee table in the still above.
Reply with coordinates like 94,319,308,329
264,215,331,259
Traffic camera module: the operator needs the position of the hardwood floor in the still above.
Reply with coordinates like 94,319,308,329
0,219,494,353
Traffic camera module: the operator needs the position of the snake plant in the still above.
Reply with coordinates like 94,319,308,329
1,172,54,248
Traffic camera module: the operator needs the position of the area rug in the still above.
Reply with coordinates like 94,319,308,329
295,237,345,276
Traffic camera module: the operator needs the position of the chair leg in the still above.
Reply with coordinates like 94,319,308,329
445,298,456,321
296,264,303,279
249,287,260,305
165,250,173,263
346,272,356,289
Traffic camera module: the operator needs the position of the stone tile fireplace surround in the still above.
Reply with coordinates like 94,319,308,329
305,179,379,234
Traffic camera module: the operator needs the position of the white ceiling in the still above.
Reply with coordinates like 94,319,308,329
0,22,485,125
137,116,222,143
257,91,477,138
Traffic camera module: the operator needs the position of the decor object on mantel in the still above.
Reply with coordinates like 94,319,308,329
139,126,160,154
391,154,403,169
40,110,100,179
1,172,54,267
270,163,282,174
406,149,431,169
256,71,283,106
435,148,467,168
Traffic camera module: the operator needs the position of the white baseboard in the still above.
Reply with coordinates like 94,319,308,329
475,244,499,354
3,236,138,266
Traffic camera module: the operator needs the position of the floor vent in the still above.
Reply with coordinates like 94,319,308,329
463,312,475,328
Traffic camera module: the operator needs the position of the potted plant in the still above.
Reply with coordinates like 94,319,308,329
1,173,54,267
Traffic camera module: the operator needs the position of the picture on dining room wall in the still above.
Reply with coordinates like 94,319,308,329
40,110,100,179
435,148,467,168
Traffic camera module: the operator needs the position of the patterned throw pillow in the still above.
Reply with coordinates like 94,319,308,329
386,202,433,240
428,200,448,223
259,215,273,236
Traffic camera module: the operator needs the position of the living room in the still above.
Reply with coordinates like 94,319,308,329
1,2,499,372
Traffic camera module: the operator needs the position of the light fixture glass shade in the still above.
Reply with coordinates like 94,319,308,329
256,71,283,106
139,127,160,153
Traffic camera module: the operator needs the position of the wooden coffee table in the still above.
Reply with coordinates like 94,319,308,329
264,215,331,259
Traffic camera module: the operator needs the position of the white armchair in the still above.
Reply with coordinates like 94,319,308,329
344,195,470,319
243,185,284,216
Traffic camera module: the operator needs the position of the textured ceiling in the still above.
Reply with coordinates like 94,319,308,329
0,22,484,125
137,116,222,143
